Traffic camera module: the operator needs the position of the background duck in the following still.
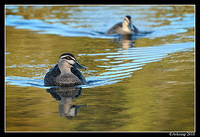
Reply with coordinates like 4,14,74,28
44,53,87,86
107,15,139,35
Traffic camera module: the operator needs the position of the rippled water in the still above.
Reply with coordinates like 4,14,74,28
5,5,195,131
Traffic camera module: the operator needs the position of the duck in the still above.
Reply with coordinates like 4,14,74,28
44,53,87,86
107,15,139,35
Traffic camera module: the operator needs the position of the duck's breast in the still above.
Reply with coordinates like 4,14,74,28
55,73,82,86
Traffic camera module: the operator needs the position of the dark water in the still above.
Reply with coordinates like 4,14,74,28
5,5,195,131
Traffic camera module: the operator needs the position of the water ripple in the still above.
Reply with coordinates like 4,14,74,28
83,42,194,87
6,6,194,39
6,42,194,88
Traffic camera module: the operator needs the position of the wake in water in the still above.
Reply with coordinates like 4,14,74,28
5,42,194,89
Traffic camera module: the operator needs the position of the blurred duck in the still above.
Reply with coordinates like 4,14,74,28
44,53,87,86
107,15,139,35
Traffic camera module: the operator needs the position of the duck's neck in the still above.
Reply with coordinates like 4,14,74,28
58,61,72,75
122,23,132,33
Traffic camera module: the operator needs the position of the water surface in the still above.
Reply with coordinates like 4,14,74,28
5,5,195,131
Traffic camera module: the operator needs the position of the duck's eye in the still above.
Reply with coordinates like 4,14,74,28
66,56,71,60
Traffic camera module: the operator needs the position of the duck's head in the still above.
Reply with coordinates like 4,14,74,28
58,53,86,73
122,15,134,32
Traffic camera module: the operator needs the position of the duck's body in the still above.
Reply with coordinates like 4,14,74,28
44,53,87,86
107,15,139,35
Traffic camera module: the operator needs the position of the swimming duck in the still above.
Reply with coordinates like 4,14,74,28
44,53,87,86
107,15,139,35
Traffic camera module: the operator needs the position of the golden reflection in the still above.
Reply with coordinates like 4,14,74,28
114,35,135,48
47,86,86,118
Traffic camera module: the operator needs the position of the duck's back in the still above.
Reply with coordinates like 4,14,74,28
107,22,139,34
107,22,123,34
71,67,87,85
44,64,60,86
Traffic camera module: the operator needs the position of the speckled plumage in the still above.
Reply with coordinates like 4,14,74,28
44,53,87,86
44,64,86,86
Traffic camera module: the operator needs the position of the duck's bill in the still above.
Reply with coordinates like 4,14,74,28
128,25,134,31
74,61,87,70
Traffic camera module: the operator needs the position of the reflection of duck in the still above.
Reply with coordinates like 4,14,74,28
107,15,139,35
47,86,86,118
114,34,135,48
44,53,87,86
